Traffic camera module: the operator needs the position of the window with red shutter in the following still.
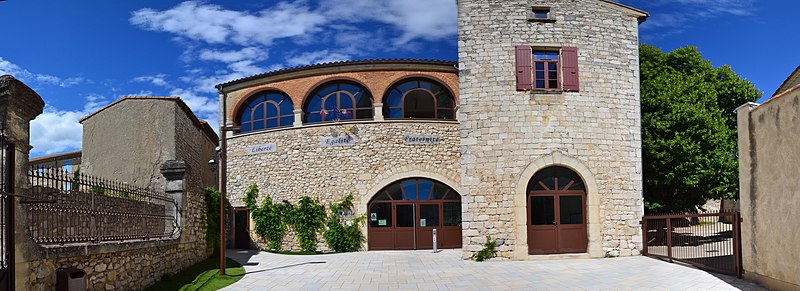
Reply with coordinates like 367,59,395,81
561,46,579,91
515,45,532,91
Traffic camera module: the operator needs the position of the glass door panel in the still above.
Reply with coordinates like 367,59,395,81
530,196,555,225
559,196,583,224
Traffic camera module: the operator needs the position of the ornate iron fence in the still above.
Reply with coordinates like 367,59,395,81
25,168,179,245
641,211,742,278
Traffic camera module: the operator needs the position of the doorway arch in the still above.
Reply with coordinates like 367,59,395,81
527,166,588,255
367,177,462,250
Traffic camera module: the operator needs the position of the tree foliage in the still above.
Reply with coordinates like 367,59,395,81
204,187,231,253
640,45,761,212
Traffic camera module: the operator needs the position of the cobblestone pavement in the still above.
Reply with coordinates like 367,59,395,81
223,249,765,291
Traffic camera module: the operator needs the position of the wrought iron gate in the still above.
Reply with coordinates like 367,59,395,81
0,134,14,291
641,211,742,278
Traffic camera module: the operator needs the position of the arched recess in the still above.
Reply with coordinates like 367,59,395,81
302,79,374,124
382,77,456,120
234,90,295,133
514,152,601,259
360,170,462,251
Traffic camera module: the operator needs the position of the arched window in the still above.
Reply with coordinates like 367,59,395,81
304,81,373,123
384,79,455,120
238,91,294,133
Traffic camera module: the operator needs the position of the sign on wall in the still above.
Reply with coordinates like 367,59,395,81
320,135,357,147
403,134,440,145
246,143,277,155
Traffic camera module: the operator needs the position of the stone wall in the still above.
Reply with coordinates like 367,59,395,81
457,0,645,259
737,90,800,290
226,120,461,250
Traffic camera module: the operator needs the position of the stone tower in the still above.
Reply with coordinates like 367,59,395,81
457,0,648,259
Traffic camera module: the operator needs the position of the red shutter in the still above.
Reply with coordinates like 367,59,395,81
515,45,532,91
562,46,579,91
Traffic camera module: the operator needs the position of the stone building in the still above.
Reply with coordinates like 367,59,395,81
737,66,800,290
29,150,81,172
80,96,218,191
218,0,648,259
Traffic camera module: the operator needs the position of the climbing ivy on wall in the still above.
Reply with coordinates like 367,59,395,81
291,197,326,252
204,187,231,253
324,194,365,253
244,185,365,253
243,184,290,251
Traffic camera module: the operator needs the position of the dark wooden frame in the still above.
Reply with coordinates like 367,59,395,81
383,79,456,121
367,178,462,250
237,92,294,133
532,51,561,90
303,81,374,123
527,175,588,255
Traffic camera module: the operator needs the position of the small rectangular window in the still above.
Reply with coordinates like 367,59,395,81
529,6,554,22
532,50,560,90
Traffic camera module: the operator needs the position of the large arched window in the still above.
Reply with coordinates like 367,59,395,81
237,91,294,133
304,81,374,123
384,79,455,120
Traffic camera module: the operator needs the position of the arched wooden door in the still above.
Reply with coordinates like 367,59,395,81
527,166,587,255
368,178,462,250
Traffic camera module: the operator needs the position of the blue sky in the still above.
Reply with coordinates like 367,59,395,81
0,0,795,157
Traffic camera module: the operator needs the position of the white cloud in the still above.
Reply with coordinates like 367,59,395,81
624,0,756,31
286,50,350,67
318,0,457,45
30,107,86,156
0,57,84,87
133,74,169,87
130,1,326,47
198,47,268,63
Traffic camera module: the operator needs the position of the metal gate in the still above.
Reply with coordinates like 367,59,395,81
641,211,742,278
0,134,15,291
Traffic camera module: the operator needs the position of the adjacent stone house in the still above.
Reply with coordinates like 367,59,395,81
737,66,800,290
218,0,648,259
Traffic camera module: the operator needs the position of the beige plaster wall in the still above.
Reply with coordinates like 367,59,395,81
458,0,645,259
738,91,800,290
80,99,179,190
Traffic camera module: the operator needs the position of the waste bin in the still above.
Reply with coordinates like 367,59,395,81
56,268,86,291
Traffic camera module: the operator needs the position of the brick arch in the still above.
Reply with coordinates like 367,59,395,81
513,151,602,259
230,87,293,123
380,74,459,104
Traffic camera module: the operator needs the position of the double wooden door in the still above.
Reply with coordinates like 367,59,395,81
528,190,587,255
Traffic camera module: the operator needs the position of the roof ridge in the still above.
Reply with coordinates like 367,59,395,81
216,58,457,89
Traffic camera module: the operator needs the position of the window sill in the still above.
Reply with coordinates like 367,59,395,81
528,18,556,23
530,89,563,94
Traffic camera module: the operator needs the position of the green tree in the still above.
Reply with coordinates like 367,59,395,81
640,45,761,212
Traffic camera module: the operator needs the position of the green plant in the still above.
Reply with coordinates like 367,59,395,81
91,186,106,195
324,194,365,252
71,169,81,190
204,187,230,253
243,184,289,251
472,236,497,262
291,196,326,252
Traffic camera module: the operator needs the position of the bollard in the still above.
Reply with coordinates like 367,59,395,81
433,228,438,253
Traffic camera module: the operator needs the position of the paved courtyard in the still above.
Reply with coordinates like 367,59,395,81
223,249,765,291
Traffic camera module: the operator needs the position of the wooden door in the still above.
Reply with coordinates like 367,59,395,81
415,203,440,249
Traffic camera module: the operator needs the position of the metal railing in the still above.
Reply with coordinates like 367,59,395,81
641,211,742,277
25,168,179,245
0,134,14,291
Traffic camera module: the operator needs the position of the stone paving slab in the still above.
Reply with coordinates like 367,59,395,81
222,249,765,290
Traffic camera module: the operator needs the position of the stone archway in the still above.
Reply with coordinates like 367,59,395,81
514,152,601,259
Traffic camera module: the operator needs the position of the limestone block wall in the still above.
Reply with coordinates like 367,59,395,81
737,91,800,290
457,0,645,259
226,121,461,250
